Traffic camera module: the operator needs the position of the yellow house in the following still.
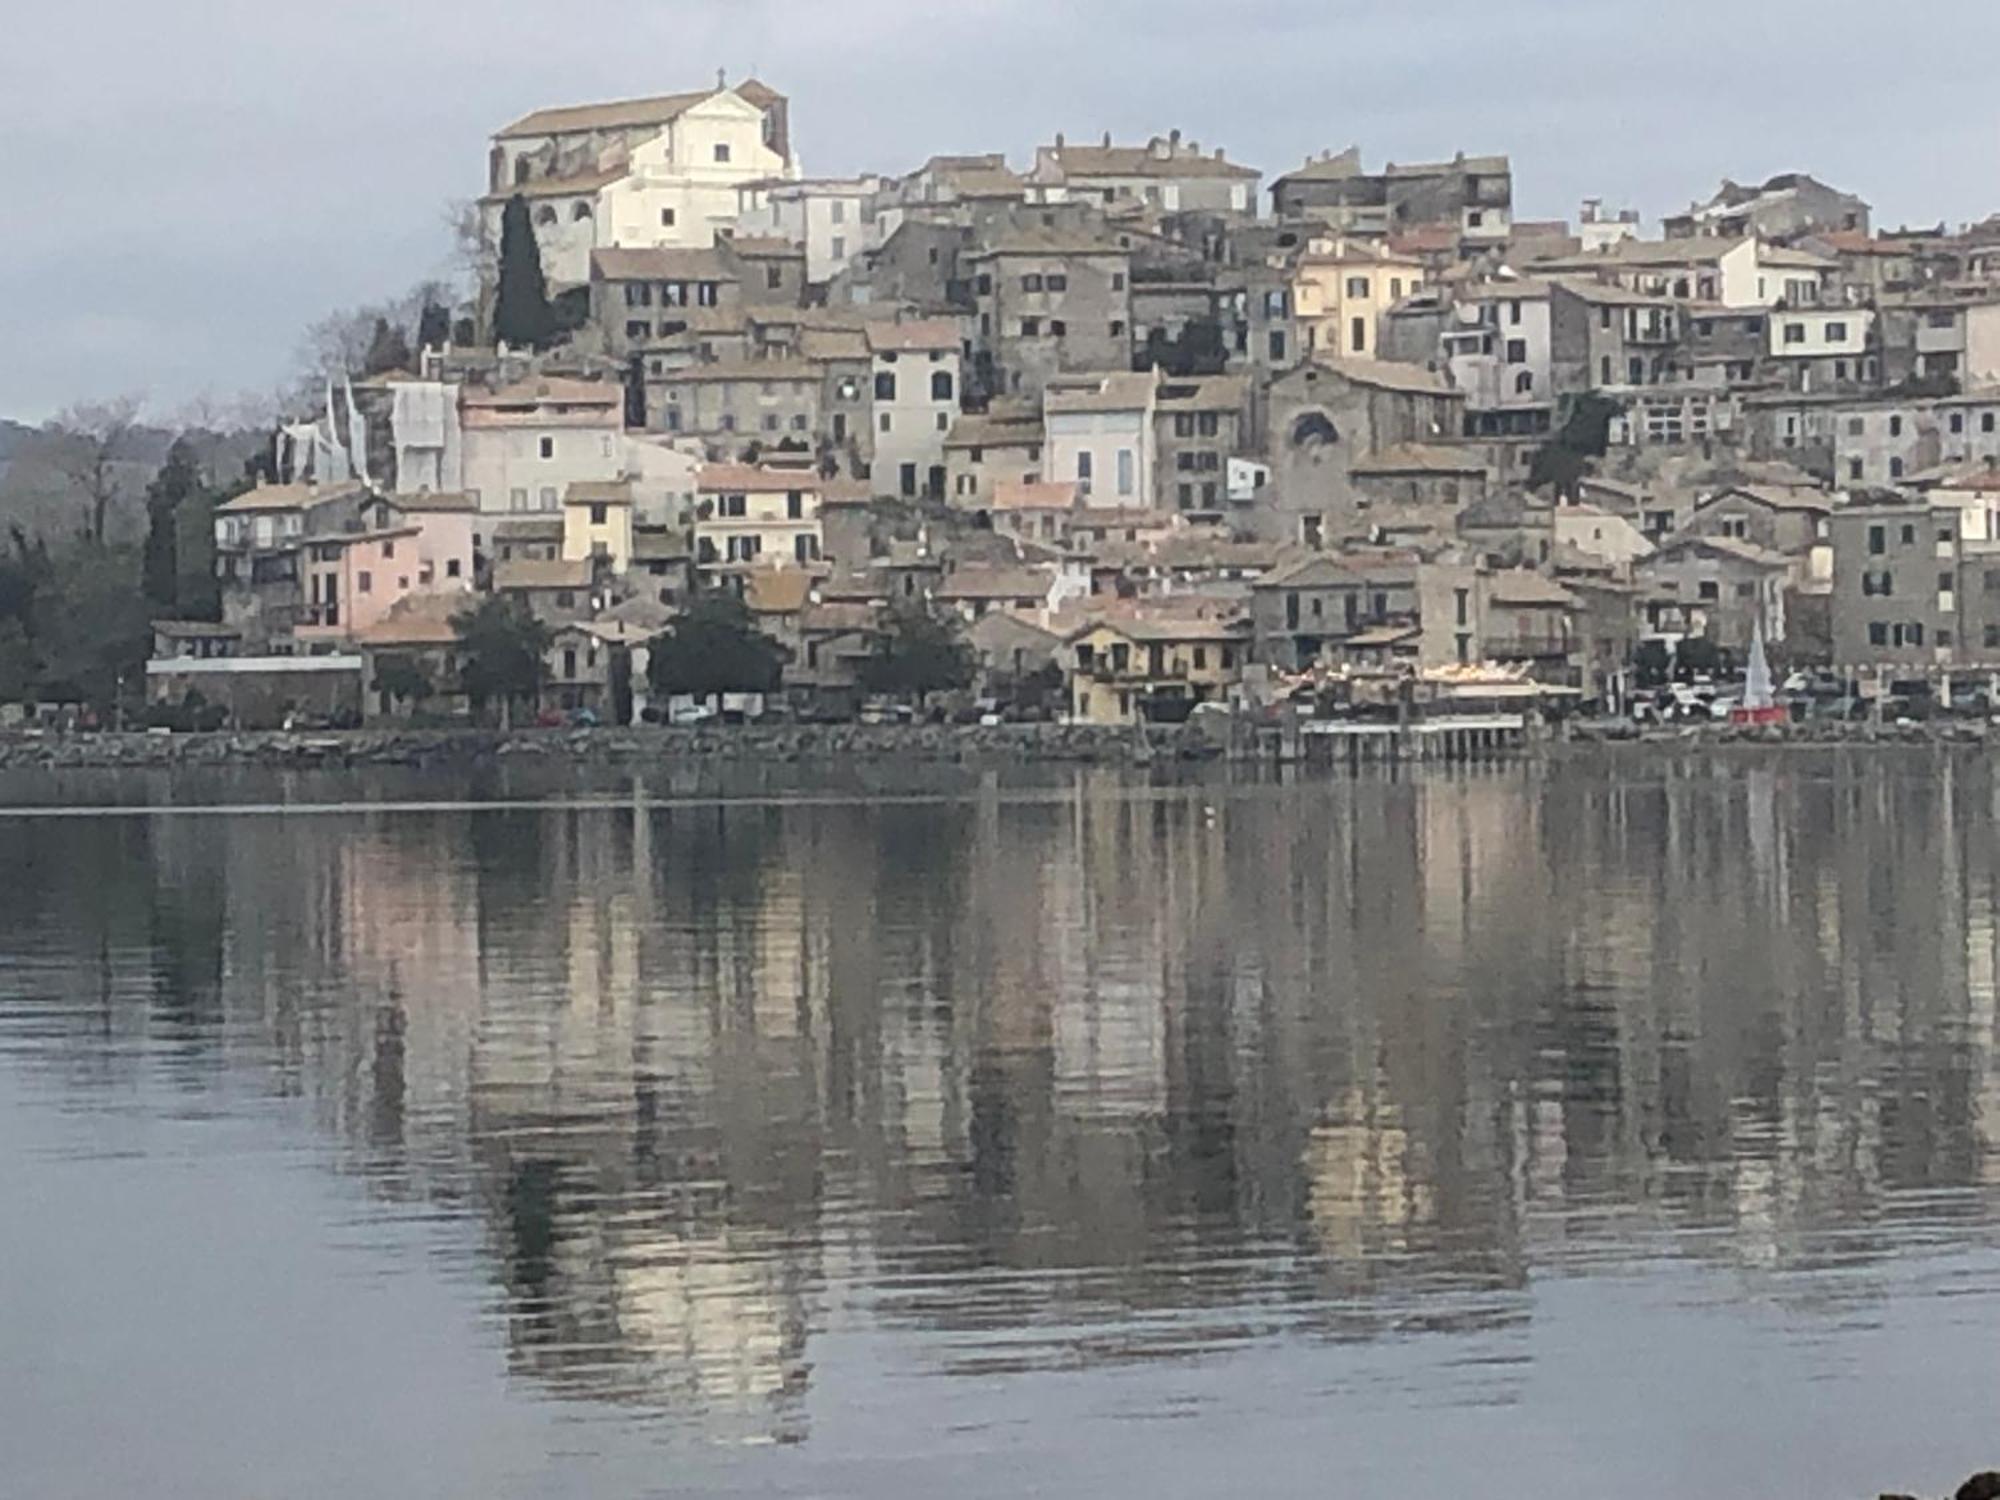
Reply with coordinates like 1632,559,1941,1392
1064,614,1249,724
1292,237,1425,360
562,480,636,573
694,461,824,573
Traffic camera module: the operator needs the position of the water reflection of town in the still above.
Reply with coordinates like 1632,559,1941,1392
12,757,2000,1439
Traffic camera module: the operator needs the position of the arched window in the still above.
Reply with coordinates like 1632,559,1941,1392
1290,412,1340,450
1515,370,1534,394
930,370,954,402
535,204,558,226
571,200,593,221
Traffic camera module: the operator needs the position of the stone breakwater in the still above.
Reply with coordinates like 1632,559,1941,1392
1566,716,2000,748
5,714,1998,773
0,721,1237,772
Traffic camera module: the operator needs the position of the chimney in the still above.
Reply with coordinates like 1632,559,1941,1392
1102,130,1112,148
1213,146,1223,160
1169,127,1182,149
1055,131,1065,150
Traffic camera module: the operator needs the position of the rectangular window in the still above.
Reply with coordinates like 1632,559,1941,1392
1350,317,1366,353
1113,272,1126,291
1784,323,1806,345
713,143,731,163
1345,276,1369,299
786,491,804,519
874,371,896,401
1506,339,1527,364
446,558,461,578
660,208,676,227
626,320,650,339
1869,621,1888,646
1890,415,1904,437
1076,450,1093,493
1051,319,1067,336
1826,321,1848,342
1021,273,1044,292
1110,320,1125,336
1269,330,1286,362
539,437,554,459
358,570,372,594
1116,448,1135,497
831,235,845,260
1868,524,1886,555
1020,317,1041,336
1047,274,1068,292
589,502,607,525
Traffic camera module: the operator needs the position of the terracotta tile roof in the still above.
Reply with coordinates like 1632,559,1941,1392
354,595,466,647
590,246,736,281
696,462,821,493
492,517,565,541
495,85,760,140
564,480,634,506
386,491,479,513
1307,356,1458,396
659,358,819,384
937,565,1056,601
1042,143,1259,181
990,479,1081,510
1154,374,1248,412
1485,569,1577,607
742,566,819,613
215,481,364,515
1044,370,1158,414
463,377,621,407
944,412,1044,449
865,317,961,354
492,558,594,591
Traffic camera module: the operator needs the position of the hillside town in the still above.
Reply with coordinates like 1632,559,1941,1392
135,75,2000,729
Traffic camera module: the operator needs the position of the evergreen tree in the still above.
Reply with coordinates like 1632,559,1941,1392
362,317,414,375
856,603,973,700
451,596,550,727
646,594,786,699
142,439,203,611
493,195,555,350
416,300,452,353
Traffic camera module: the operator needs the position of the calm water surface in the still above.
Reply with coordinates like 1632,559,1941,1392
2,756,1997,1497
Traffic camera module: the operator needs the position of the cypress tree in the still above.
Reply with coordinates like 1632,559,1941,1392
494,195,554,350
416,300,452,353
142,438,202,611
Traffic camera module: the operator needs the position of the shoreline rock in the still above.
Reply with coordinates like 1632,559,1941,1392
0,721,1236,773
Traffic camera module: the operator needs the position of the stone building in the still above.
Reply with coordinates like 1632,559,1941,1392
1257,357,1465,545
1270,150,1513,253
1028,132,1261,215
1663,173,1869,243
1153,374,1248,517
967,231,1133,404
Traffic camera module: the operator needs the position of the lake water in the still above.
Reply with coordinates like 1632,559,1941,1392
2,755,1996,1498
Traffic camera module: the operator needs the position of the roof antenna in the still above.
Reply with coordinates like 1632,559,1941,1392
716,67,727,90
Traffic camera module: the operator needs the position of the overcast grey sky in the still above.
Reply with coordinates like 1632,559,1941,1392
6,0,1997,422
